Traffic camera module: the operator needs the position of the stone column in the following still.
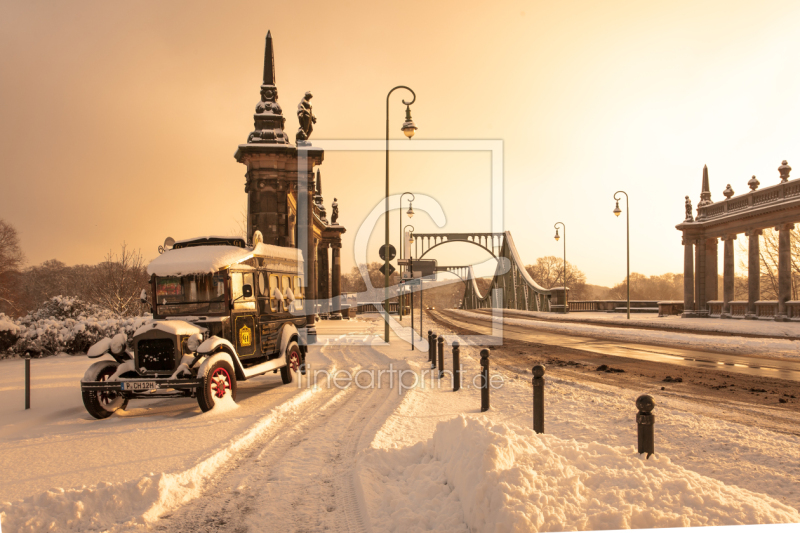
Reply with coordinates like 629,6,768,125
682,234,695,316
745,229,762,319
318,242,329,314
694,238,707,315
776,223,794,320
721,234,736,317
705,237,718,304
331,242,342,315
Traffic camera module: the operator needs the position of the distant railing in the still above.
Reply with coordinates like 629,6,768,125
356,302,400,315
568,300,659,313
755,300,778,319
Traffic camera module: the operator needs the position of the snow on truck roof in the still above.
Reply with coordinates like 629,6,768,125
147,242,304,277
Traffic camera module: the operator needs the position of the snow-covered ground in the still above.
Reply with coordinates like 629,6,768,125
452,309,800,361
1,316,798,532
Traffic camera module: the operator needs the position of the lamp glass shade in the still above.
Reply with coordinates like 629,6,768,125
613,202,621,217
407,206,414,218
402,122,417,138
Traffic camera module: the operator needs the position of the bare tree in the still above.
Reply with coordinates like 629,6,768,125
525,256,587,299
89,243,150,316
737,228,800,300
0,219,26,314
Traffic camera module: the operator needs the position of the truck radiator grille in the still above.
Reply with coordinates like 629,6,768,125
137,339,176,372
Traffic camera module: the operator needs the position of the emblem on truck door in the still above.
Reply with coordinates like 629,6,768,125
239,324,252,347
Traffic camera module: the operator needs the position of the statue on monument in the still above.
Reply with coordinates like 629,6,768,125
331,198,339,225
684,196,693,222
296,91,316,144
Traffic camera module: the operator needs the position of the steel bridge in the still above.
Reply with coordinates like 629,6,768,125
411,231,551,311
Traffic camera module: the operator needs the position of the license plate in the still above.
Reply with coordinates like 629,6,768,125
122,381,158,391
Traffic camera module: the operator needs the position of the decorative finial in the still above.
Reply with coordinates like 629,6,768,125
246,31,289,145
778,160,791,183
723,184,734,199
263,31,275,86
684,196,693,222
698,164,712,207
296,91,316,146
748,175,760,191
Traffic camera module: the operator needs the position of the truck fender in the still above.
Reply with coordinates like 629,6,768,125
196,336,246,381
279,323,300,362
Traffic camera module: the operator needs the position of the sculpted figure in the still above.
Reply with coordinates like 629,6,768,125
296,91,316,142
684,196,693,221
331,198,339,225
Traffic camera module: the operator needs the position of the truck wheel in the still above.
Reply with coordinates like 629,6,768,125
82,361,128,420
197,359,237,412
280,341,301,384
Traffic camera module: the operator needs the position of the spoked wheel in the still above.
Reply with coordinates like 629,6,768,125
82,360,128,419
280,341,302,384
198,360,237,412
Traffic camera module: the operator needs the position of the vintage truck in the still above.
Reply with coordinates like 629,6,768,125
80,235,313,418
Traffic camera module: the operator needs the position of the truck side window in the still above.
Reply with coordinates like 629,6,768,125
232,272,256,310
269,274,280,312
282,275,291,311
294,275,304,311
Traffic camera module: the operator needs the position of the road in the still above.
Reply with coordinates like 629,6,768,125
149,326,403,533
433,309,800,382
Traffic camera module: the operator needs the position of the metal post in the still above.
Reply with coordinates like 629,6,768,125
430,333,437,369
480,349,490,412
25,352,31,410
636,394,655,458
437,335,445,378
427,330,433,363
452,341,460,392
410,255,414,349
385,86,416,342
532,364,545,433
614,191,630,319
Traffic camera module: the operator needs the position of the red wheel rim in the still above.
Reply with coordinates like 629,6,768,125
289,350,301,373
97,368,119,406
210,367,231,399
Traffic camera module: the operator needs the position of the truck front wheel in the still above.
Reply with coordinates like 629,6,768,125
82,361,128,419
197,359,237,412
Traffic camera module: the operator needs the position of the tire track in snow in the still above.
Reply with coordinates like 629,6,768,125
147,340,405,533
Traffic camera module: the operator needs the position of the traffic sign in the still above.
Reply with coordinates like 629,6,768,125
379,244,396,261
379,263,396,276
404,278,421,286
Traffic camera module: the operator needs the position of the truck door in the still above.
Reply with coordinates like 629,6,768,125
231,271,258,358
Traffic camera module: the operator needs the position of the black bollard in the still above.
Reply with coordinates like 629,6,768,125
25,352,31,410
430,334,437,369
437,336,445,378
636,394,655,459
427,330,433,363
480,349,490,412
452,341,461,392
532,364,545,434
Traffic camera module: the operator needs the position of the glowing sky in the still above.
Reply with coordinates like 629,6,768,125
3,0,800,286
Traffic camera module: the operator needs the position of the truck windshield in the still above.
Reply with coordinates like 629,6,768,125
156,273,226,316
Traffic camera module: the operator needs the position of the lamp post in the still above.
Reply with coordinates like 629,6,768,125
399,193,415,323
384,86,417,342
613,191,630,319
405,225,415,349
554,222,567,313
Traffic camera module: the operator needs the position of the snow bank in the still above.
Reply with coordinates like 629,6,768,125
0,313,19,334
0,388,315,532
360,416,800,532
147,243,304,277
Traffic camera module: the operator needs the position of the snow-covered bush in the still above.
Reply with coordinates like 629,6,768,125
0,313,19,353
3,296,151,358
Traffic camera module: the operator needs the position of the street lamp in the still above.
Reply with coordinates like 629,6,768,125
398,192,415,323
554,222,567,314
385,86,417,342
613,191,630,319
404,224,415,345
